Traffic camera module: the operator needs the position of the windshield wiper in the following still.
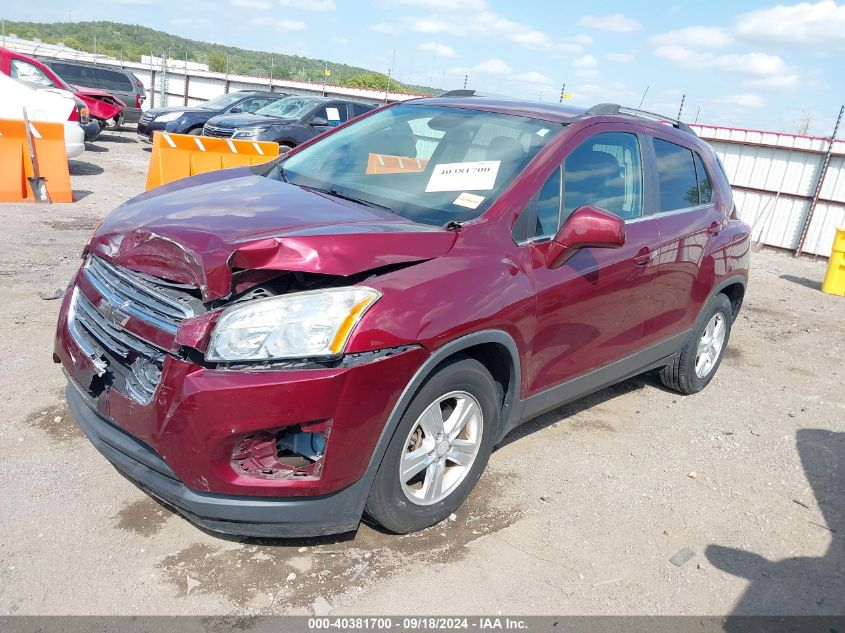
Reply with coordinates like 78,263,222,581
273,163,289,183
315,187,395,214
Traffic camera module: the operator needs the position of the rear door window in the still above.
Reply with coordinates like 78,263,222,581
653,138,700,211
93,68,133,93
50,62,96,86
239,97,274,113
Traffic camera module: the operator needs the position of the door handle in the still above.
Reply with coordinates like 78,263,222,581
633,248,651,267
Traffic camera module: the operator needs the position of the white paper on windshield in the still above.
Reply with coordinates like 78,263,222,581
425,160,500,193
326,107,341,121
453,192,485,209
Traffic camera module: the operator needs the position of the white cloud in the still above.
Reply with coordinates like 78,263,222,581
650,26,735,48
573,54,598,68
576,69,599,78
515,71,553,84
231,0,270,8
717,93,765,108
369,22,396,33
332,36,349,45
396,0,487,8
735,0,845,48
474,58,512,74
579,13,642,32
744,74,799,88
401,12,589,54
419,41,458,57
605,52,634,63
653,46,787,76
170,18,212,29
278,0,335,10
262,18,306,31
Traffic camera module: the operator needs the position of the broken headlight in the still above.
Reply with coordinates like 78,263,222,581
206,287,380,361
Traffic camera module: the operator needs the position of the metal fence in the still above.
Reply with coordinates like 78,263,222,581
691,123,845,258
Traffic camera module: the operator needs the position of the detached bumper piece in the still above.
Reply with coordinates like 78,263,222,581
66,383,368,537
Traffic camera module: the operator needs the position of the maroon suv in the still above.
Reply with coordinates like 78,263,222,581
55,97,750,537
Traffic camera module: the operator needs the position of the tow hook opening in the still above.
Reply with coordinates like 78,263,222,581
231,423,329,480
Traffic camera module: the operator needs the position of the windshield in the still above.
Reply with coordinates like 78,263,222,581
275,103,561,226
256,96,320,118
199,93,245,110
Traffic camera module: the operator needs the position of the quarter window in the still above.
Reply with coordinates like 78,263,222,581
694,153,713,205
654,138,700,211
563,132,643,221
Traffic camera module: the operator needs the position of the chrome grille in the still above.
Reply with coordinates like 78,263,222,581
138,111,154,125
68,257,197,404
83,257,195,334
68,289,164,404
203,124,234,138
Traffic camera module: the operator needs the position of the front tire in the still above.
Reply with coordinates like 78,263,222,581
660,293,733,394
364,356,499,533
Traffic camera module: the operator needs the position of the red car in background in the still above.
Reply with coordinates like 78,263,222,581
0,47,125,129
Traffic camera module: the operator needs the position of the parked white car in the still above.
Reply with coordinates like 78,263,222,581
0,74,85,158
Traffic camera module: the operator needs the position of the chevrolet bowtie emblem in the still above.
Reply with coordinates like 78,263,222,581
99,298,131,327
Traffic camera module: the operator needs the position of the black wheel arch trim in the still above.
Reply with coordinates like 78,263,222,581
363,330,523,477
707,274,747,320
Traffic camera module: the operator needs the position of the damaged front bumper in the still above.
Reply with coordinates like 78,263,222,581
54,263,429,537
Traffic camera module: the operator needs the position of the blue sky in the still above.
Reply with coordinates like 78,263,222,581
5,0,845,135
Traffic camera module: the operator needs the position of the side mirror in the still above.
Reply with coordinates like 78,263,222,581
546,205,626,269
228,106,243,113
310,116,329,126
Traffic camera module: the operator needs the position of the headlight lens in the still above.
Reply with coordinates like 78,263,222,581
232,126,270,139
206,287,381,362
155,111,184,123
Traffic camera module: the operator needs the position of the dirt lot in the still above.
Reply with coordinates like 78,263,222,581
0,130,842,616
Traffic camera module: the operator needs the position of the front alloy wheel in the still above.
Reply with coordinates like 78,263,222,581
399,391,483,505
365,356,498,533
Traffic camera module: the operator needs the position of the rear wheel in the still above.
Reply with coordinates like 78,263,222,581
660,293,733,394
364,356,499,533
278,143,294,153
188,128,203,136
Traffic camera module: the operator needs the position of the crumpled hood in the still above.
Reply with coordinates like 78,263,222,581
86,168,456,302
71,84,126,107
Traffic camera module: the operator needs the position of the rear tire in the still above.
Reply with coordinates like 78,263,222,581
188,128,203,136
364,356,499,534
660,293,733,395
278,144,294,153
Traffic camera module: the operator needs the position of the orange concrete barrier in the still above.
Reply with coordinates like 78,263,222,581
145,132,280,190
0,118,72,203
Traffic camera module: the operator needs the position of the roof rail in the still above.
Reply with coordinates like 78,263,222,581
585,103,697,136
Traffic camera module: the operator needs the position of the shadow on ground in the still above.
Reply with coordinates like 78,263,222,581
706,429,844,615
779,274,822,291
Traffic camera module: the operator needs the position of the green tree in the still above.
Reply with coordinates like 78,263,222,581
207,52,226,73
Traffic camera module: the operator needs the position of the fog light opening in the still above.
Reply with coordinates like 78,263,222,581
231,423,329,480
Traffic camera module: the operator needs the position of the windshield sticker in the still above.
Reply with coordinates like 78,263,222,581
326,107,341,121
366,153,429,175
536,128,550,137
425,160,500,192
453,192,485,209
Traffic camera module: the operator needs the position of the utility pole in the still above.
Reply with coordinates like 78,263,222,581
559,82,566,103
463,73,468,89
269,57,274,90
638,85,649,109
694,106,701,124
677,93,686,121
796,104,844,256
384,49,396,104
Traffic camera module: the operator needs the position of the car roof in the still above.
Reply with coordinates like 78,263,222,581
406,97,585,124
233,90,283,97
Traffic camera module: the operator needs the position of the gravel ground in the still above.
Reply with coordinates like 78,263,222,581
0,130,842,616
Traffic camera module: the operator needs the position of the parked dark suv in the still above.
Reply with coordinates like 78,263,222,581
203,95,376,151
55,97,750,538
41,59,145,127
137,90,283,141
